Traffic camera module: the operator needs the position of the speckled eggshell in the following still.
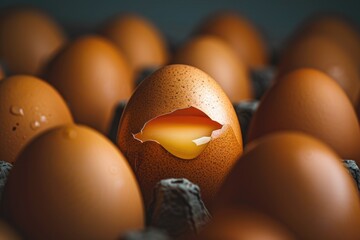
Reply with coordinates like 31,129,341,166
117,64,242,208
172,35,253,102
197,11,268,68
101,14,168,76
215,132,360,240
248,68,360,163
45,35,133,135
1,124,144,240
191,208,294,240
0,75,73,163
0,7,66,75
278,34,360,105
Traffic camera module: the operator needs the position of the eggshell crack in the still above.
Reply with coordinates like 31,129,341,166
133,106,223,160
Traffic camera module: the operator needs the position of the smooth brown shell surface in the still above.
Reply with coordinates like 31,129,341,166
1,124,144,240
117,64,242,208
216,132,360,240
248,68,360,163
0,7,66,75
0,75,73,163
45,35,133,134
295,14,360,66
173,35,253,102
101,14,168,75
193,208,295,240
278,34,360,104
197,12,268,68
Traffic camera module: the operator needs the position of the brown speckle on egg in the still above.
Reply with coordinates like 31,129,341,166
117,64,242,209
0,75,73,163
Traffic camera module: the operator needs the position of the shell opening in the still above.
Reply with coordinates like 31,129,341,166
133,106,223,159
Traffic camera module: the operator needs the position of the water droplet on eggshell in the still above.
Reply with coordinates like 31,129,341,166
30,121,40,130
10,106,24,116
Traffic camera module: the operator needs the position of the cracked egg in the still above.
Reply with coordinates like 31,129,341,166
133,106,223,160
117,64,242,208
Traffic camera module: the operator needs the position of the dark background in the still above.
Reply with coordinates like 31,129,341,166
0,0,359,51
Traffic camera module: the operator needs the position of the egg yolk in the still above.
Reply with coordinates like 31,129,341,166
133,107,223,159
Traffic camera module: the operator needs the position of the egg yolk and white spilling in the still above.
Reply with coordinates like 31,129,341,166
133,106,223,160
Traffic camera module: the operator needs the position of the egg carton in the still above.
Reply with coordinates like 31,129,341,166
0,161,11,200
2,67,357,239
121,160,360,240
0,159,359,240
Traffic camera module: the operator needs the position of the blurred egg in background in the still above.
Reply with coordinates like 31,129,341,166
0,0,359,239
100,13,169,79
0,7,66,76
247,68,360,163
172,35,253,102
44,35,133,135
293,13,360,66
277,34,360,105
195,11,269,69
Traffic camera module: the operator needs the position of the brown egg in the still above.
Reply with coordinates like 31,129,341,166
45,35,133,134
0,220,20,240
117,64,242,208
0,7,66,75
216,132,360,240
172,35,253,102
100,14,168,76
0,75,73,163
197,11,268,68
278,34,360,104
295,14,360,66
2,124,144,239
191,208,294,240
248,68,360,163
